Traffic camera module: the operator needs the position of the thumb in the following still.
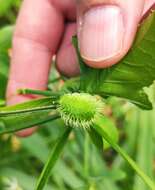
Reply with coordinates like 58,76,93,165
77,0,145,68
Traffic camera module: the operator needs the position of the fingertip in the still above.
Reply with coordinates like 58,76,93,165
83,52,125,68
77,1,145,69
78,5,124,68
16,127,37,137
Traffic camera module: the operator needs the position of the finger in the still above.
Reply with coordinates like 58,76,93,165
56,23,80,77
16,127,37,138
53,0,76,21
7,0,77,101
7,0,64,100
143,0,155,15
7,0,64,136
77,0,146,68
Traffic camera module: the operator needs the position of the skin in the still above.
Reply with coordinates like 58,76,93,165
6,0,155,137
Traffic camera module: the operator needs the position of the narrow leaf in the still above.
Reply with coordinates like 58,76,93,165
87,128,103,151
35,128,71,190
94,114,155,190
98,116,119,149
0,97,56,113
0,97,60,134
0,26,13,98
0,110,60,135
133,111,154,190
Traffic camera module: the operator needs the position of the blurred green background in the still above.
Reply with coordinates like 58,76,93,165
0,1,155,190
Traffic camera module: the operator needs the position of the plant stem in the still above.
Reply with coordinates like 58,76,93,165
94,117,155,190
18,88,62,97
0,105,57,117
34,128,72,190
84,132,90,177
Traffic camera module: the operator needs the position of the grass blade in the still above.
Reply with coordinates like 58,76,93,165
133,110,154,190
0,97,61,135
0,110,60,135
0,97,57,112
94,114,155,190
0,105,57,116
35,128,71,190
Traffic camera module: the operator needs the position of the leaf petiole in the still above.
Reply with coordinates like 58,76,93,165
18,88,63,97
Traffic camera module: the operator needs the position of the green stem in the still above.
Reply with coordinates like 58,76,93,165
0,105,57,117
94,115,155,190
84,132,90,177
35,128,72,190
18,89,62,97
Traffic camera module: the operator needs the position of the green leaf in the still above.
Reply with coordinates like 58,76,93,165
35,128,71,190
0,26,13,98
94,114,155,190
72,12,155,110
94,115,119,149
133,111,154,190
0,97,56,113
0,110,59,135
0,26,13,54
0,0,13,16
0,168,54,190
0,73,7,99
87,128,103,151
0,98,60,134
72,36,87,74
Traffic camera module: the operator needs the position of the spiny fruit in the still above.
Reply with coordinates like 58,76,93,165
58,93,104,129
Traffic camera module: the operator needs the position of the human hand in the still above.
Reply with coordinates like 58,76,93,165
6,0,155,136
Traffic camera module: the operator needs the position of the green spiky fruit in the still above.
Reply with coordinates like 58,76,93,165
58,93,104,128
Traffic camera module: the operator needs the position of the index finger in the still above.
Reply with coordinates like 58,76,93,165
7,0,64,103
